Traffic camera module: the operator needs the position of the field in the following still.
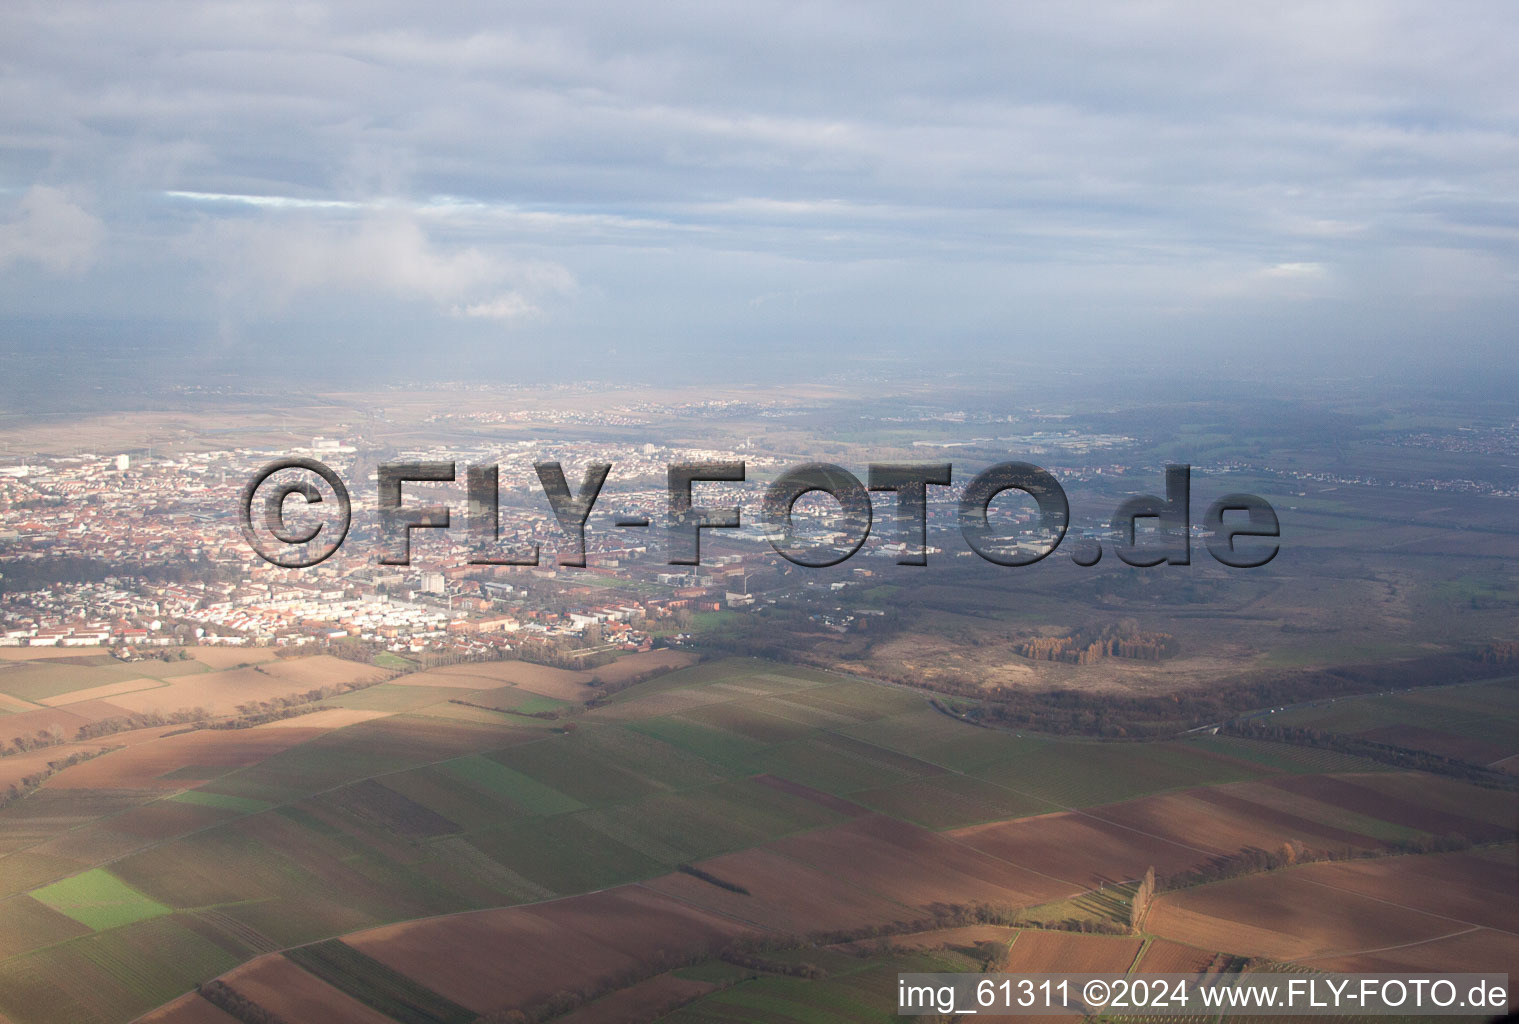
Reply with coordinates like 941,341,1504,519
1080,781,1420,852
953,811,1224,889
0,916,241,1024
6,376,1519,1023
0,650,1511,1024
1307,923,1519,973
100,657,388,716
389,649,694,701
1276,847,1519,935
642,845,912,933
44,722,376,790
1133,938,1227,974
210,954,400,1024
1147,847,1519,967
554,975,714,1024
1268,677,1519,766
1002,929,1144,972
285,940,476,1024
1261,772,1517,839
0,656,207,704
35,678,169,708
344,888,747,1015
29,869,171,931
663,946,983,1024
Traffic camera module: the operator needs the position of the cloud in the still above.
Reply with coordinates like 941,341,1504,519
452,294,539,320
1260,262,1326,279
200,211,574,321
0,186,103,274
166,190,362,211
1,2,1518,371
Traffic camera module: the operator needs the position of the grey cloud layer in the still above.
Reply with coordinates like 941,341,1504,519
1,1,1516,369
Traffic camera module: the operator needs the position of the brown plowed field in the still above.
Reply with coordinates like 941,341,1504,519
0,707,102,747
554,974,713,1024
2,717,255,795
588,650,697,682
1148,869,1469,962
641,848,914,933
1302,926,1519,973
99,800,230,839
0,647,121,661
1088,785,1388,854
102,657,385,716
770,815,1075,909
345,887,748,1014
215,953,398,1023
0,740,106,794
1003,930,1144,972
1264,773,1517,839
139,992,242,1024
1283,848,1519,932
1359,724,1510,765
257,707,391,730
950,811,1210,889
187,648,282,670
1134,938,1225,974
45,725,341,789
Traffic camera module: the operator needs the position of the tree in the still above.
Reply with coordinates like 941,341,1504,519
1129,865,1155,933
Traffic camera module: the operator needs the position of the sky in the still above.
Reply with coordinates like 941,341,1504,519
1,1,1517,385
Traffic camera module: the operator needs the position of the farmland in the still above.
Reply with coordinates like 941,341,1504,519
0,649,1509,1023
30,869,171,930
1002,929,1144,972
1146,846,1519,966
1266,676,1519,767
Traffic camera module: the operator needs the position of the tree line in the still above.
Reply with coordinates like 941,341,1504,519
1156,833,1487,893
1222,720,1518,790
0,747,112,808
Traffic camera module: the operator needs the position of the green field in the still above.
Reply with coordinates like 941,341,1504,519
744,735,941,795
1266,678,1519,763
507,693,571,714
852,773,1061,828
678,699,824,744
440,754,587,815
168,790,273,815
464,814,671,894
965,739,1264,808
1185,733,1392,774
624,714,771,767
30,869,173,931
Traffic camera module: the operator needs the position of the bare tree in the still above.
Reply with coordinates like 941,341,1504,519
1129,865,1156,932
